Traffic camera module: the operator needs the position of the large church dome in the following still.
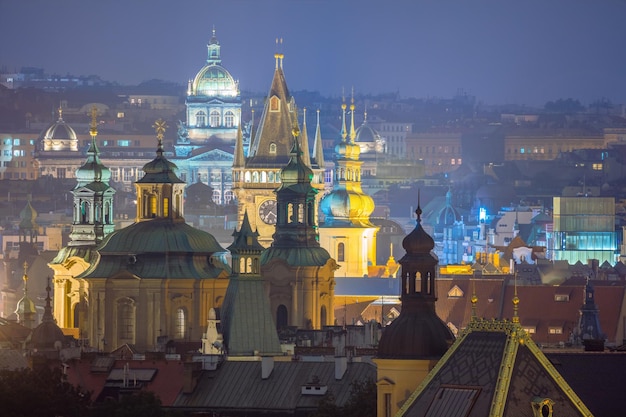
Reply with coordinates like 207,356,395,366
39,108,78,152
193,65,238,97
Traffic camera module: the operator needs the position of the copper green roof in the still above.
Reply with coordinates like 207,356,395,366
261,246,331,267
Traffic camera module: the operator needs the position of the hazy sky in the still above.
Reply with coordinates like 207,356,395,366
1,0,624,106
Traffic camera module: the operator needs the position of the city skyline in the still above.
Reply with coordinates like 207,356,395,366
1,0,625,107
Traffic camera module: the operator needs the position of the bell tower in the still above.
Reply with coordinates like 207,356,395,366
233,51,322,247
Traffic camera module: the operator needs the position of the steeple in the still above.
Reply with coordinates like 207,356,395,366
222,211,282,355
313,108,325,169
135,119,186,221
247,50,297,167
377,196,454,359
233,120,245,169
19,199,38,244
69,106,116,246
578,277,606,350
300,108,312,167
15,263,37,329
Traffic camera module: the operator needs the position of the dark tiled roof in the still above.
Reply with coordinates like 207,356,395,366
175,360,375,413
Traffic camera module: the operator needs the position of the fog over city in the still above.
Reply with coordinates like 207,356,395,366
1,0,625,106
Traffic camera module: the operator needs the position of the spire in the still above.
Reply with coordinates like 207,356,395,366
471,279,478,320
153,118,167,157
87,105,100,156
42,277,54,324
349,88,356,143
512,271,520,323
57,105,63,120
300,108,312,167
233,120,245,168
340,90,347,142
313,108,325,168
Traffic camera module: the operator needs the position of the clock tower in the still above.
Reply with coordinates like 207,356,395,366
233,52,324,247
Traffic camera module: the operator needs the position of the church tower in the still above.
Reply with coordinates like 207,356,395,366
70,107,116,245
260,129,337,330
220,211,282,356
319,95,378,277
233,51,322,247
49,107,115,331
374,201,454,417
15,265,37,329
135,119,186,221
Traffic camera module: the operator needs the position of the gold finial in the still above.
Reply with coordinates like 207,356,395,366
471,279,478,320
89,106,98,137
152,118,168,141
58,106,63,120
512,271,520,323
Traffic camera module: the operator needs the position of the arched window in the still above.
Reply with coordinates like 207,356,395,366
80,201,89,224
260,171,267,183
212,190,221,204
163,197,169,217
149,195,157,217
269,143,277,154
298,203,304,223
104,202,111,224
224,190,234,204
268,171,275,183
320,305,327,327
270,96,280,112
337,243,345,262
252,171,259,183
246,258,252,273
288,203,294,223
175,308,186,339
224,111,235,128
244,171,251,183
195,111,206,127
210,110,220,127
239,257,246,274
117,298,135,342
276,305,288,329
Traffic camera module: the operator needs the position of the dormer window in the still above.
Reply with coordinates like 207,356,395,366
270,96,280,112
447,285,464,298
269,143,277,154
554,294,569,302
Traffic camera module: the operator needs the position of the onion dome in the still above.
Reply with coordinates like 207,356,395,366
138,119,184,184
320,189,375,224
377,198,454,359
15,268,37,326
402,206,435,254
29,280,65,351
75,107,111,185
19,200,38,231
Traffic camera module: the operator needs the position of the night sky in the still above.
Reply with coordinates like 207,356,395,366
1,0,625,106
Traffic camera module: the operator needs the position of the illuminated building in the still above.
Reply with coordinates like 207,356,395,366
49,108,117,332
319,96,378,277
0,134,37,180
173,28,242,204
260,129,336,330
504,129,606,161
232,52,324,247
405,130,463,176
551,196,616,264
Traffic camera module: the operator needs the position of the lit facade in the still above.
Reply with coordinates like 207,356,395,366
551,196,616,264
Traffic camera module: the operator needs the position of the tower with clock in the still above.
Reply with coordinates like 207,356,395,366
232,52,325,247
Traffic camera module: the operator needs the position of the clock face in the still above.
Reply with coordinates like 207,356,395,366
258,199,277,225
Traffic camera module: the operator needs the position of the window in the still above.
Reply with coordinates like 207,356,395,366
224,111,235,128
549,327,563,334
269,143,277,154
554,294,569,302
118,298,135,341
337,243,345,262
210,110,220,127
270,96,280,112
196,111,206,127
117,140,131,146
175,308,186,339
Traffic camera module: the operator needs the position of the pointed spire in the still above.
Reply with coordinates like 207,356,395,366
471,279,478,320
313,108,325,168
42,277,54,323
300,108,312,167
233,119,245,168
340,89,347,142
349,88,356,143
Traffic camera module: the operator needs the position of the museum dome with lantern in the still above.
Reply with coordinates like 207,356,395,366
39,107,78,152
190,29,239,98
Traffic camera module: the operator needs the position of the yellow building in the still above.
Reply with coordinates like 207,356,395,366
319,97,378,277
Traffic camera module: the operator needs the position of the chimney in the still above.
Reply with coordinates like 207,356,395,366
261,356,274,379
335,356,347,380
182,361,201,394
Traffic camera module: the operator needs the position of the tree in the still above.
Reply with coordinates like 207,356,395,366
0,366,92,417
544,98,585,114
